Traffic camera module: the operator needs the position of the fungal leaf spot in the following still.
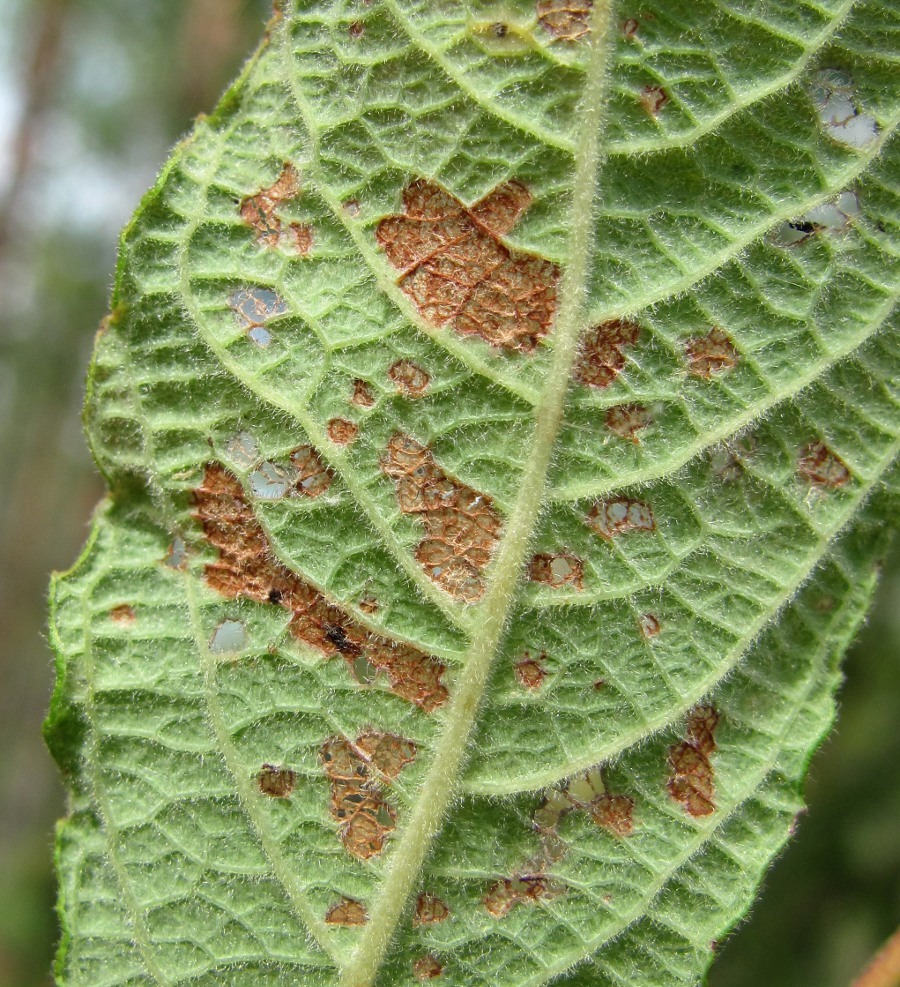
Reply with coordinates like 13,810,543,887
810,69,878,148
249,460,293,500
325,897,368,926
164,536,188,569
414,893,451,927
574,320,640,388
381,433,502,603
351,378,376,407
639,84,669,116
606,403,652,442
327,418,359,446
413,955,445,981
771,191,860,247
290,445,334,498
668,705,720,818
258,763,296,798
376,179,559,353
537,767,635,840
483,875,563,918
685,328,738,377
240,163,312,255
228,287,288,347
537,0,592,42
639,613,660,639
320,732,416,859
528,551,584,590
798,441,850,489
515,652,548,690
389,359,431,398
109,604,136,625
194,464,448,710
587,498,655,539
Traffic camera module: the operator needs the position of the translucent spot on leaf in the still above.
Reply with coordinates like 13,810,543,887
484,875,563,918
209,618,247,654
343,199,361,218
325,897,368,926
668,705,720,817
348,20,364,38
685,327,739,377
382,433,502,602
574,320,640,388
240,163,308,251
537,0,592,41
536,768,635,842
321,732,416,859
606,403,652,442
771,190,860,246
225,431,260,468
376,179,559,353
587,497,655,539
528,552,584,590
810,69,878,148
249,460,293,499
164,536,188,569
413,955,445,981
639,84,669,116
194,464,448,710
515,652,548,689
351,378,376,407
257,763,295,798
622,17,640,37
469,18,534,55
228,288,288,343
389,359,431,398
109,604,136,625
327,418,359,446
639,613,660,639
414,893,451,927
290,445,334,498
798,441,850,489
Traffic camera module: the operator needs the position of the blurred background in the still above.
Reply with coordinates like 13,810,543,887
0,2,896,985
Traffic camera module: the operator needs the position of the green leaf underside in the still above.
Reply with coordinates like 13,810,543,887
46,2,898,986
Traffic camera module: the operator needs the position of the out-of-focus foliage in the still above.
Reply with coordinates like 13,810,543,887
0,3,895,986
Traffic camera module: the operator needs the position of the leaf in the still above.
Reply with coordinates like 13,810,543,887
46,2,899,985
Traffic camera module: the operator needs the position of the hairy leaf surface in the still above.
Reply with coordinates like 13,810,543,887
47,2,899,985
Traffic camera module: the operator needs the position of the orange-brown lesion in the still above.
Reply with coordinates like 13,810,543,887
194,463,448,711
376,179,559,353
381,433,502,603
667,705,720,818
240,162,313,255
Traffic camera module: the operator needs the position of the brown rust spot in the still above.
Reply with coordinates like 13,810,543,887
258,764,296,798
194,464,448,710
325,897,368,926
351,378,376,408
622,17,640,37
483,875,562,918
668,705,719,818
109,604,136,625
327,418,359,446
587,497,655,539
537,768,635,839
606,403,652,442
515,653,548,690
798,441,850,489
537,0,592,41
413,955,445,981
381,433,502,603
589,794,635,837
321,731,416,859
574,320,640,388
686,328,738,377
376,179,559,353
639,613,660,639
414,893,451,927
528,552,584,590
240,163,312,254
290,445,334,498
389,359,431,398
639,84,669,116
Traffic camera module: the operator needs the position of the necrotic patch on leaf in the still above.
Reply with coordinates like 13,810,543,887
325,897,368,926
351,378,377,407
240,162,312,255
798,441,850,489
536,767,635,841
606,403,652,442
639,613,660,639
587,498,655,539
257,763,296,798
413,955,445,981
109,604,136,625
810,69,878,148
194,464,448,710
389,359,431,398
414,893,451,927
228,287,288,348
771,190,860,247
668,705,720,818
290,444,334,498
483,875,563,918
320,731,416,860
574,320,640,388
639,84,669,116
327,418,359,446
515,652,548,690
528,551,584,589
376,179,559,353
381,433,502,603
685,328,738,377
536,0,592,41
